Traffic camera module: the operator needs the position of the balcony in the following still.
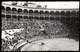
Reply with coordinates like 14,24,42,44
1,10,79,22
2,11,51,17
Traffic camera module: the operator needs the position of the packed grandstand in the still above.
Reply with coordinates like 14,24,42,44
1,2,79,51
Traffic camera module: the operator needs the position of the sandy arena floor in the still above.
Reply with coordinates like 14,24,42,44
21,38,79,51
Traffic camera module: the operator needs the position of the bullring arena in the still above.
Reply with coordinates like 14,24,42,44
1,2,79,51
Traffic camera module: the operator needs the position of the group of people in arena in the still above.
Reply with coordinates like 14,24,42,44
2,19,71,51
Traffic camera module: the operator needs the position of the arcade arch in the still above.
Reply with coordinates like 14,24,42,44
2,14,6,20
18,8,22,13
34,10,39,13
55,11,60,16
2,6,5,10
6,15,11,18
65,11,71,22
66,11,70,17
76,11,79,21
35,16,39,20
71,11,76,21
12,8,17,14
12,15,18,21
60,11,66,21
40,10,44,14
29,10,33,13
40,16,45,20
6,15,12,21
18,16,22,18
71,11,76,17
6,7,11,11
1,4,79,21
50,16,54,20
54,11,60,20
6,7,11,13
60,11,66,17
12,8,17,11
23,9,28,13
45,11,49,14
12,15,17,18
50,11,54,15
45,16,49,20
23,16,28,19
2,14,5,19
2,6,5,12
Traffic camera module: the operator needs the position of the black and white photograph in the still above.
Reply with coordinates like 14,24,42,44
1,1,79,51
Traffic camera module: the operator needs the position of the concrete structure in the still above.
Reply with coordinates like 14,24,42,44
2,3,79,21
1,3,79,51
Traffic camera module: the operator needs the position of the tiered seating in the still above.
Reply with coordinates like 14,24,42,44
1,4,79,51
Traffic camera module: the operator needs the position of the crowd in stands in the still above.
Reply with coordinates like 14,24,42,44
1,19,78,51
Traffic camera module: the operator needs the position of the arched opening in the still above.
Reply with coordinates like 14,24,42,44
76,11,79,17
71,11,76,21
12,8,17,14
2,6,5,13
60,11,66,21
2,6,5,10
6,15,11,21
40,10,44,14
12,8,17,11
2,14,6,20
6,7,11,13
12,15,17,18
45,11,49,14
45,17,49,20
50,11,54,15
54,11,60,20
71,11,76,17
34,10,39,14
17,16,22,20
66,11,70,17
6,7,11,11
6,15,11,18
23,16,28,19
29,10,33,13
18,8,22,13
50,17,54,20
40,16,44,20
76,11,79,21
23,9,28,13
18,16,22,18
2,14,5,17
65,11,70,22
55,11,59,17
35,16,39,20
12,15,17,21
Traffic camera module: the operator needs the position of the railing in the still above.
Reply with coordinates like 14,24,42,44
2,11,51,17
2,10,79,17
1,10,79,23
